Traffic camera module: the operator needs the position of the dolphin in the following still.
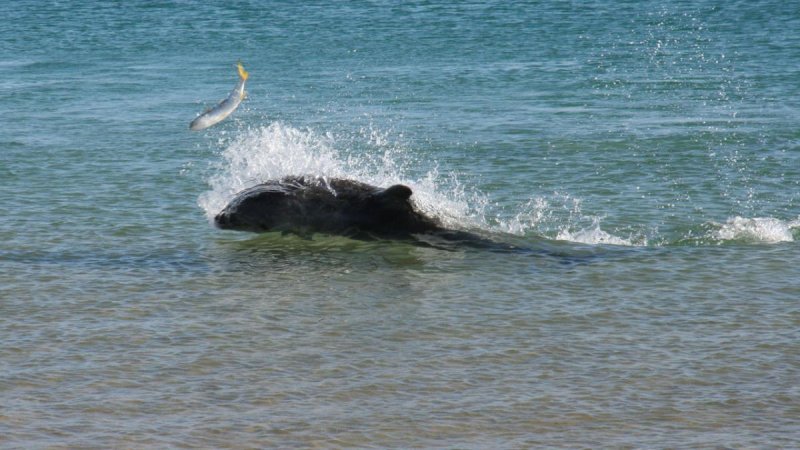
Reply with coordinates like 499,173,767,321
213,176,610,266
214,176,443,239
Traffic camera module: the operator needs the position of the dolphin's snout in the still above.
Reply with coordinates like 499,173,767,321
214,210,233,229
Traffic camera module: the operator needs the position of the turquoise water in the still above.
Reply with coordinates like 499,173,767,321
2,1,799,447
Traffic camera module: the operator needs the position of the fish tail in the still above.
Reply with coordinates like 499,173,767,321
237,62,249,81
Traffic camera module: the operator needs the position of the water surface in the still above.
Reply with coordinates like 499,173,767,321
2,1,799,447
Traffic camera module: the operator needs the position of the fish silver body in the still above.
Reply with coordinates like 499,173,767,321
190,62,249,131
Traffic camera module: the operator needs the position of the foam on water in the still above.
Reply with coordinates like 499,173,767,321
556,226,638,247
711,216,799,244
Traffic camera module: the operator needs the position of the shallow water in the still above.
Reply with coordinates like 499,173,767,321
2,1,799,447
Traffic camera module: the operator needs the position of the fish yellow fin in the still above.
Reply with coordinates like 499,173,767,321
236,62,249,81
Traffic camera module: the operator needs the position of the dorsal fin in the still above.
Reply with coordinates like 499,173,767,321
379,184,412,201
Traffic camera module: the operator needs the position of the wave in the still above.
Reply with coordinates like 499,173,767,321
709,216,799,244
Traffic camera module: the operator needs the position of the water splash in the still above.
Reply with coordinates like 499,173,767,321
199,122,634,244
197,122,488,229
495,193,645,247
198,123,796,248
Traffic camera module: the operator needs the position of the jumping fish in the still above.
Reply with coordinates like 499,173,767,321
190,62,249,131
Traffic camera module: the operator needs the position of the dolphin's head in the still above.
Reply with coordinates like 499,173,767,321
214,185,295,232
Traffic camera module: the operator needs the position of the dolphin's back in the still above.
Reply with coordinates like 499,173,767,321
214,176,442,238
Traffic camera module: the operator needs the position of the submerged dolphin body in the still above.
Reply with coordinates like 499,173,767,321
214,177,444,239
190,62,249,131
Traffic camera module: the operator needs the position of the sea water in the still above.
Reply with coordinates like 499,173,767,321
1,1,799,447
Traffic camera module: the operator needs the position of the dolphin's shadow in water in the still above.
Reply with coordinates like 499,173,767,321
216,226,628,270
398,229,628,267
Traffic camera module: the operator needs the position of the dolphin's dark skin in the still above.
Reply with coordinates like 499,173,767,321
215,176,444,239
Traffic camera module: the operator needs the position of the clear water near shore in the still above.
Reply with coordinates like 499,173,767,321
2,1,799,447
